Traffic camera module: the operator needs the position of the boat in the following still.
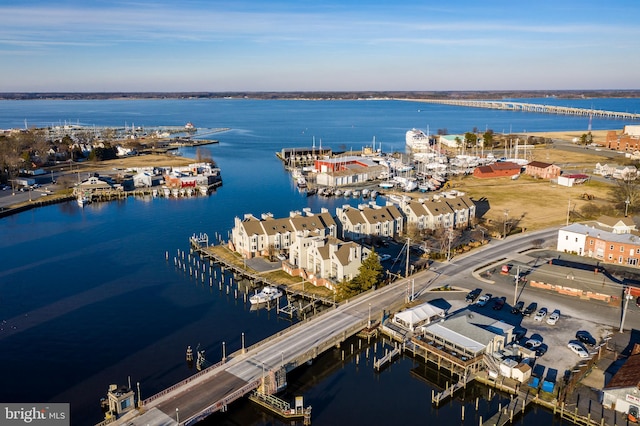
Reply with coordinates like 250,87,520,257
77,194,90,207
249,286,283,305
334,189,343,197
297,177,307,188
406,128,432,152
352,190,360,197
361,188,370,198
306,187,317,196
343,189,352,197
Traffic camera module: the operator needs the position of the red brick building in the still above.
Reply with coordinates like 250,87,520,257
473,162,521,179
525,161,561,179
606,130,640,151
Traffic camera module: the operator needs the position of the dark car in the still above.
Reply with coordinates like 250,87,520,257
535,344,548,357
576,330,597,346
493,298,506,310
523,302,538,316
511,301,525,314
465,288,482,303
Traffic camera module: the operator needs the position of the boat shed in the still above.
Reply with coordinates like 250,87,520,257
392,302,445,332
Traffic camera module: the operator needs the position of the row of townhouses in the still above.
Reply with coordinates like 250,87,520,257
230,195,476,290
557,216,640,267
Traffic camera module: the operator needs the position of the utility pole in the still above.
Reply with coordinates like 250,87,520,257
621,287,632,332
566,198,571,225
625,197,631,217
503,210,509,239
405,237,410,277
514,265,520,305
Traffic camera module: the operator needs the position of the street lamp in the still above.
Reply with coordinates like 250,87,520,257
503,210,509,239
241,332,245,354
625,197,631,217
176,408,179,423
368,303,372,328
222,341,226,363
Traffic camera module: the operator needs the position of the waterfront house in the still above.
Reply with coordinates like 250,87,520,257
391,302,445,332
230,208,336,259
78,174,115,192
284,234,368,290
314,155,385,187
335,203,403,242
525,161,561,179
602,344,640,416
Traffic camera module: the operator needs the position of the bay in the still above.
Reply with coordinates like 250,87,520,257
1,98,636,425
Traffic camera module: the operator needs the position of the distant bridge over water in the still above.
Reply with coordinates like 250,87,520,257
409,99,640,120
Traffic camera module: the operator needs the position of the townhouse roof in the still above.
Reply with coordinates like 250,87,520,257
561,223,640,244
334,242,360,266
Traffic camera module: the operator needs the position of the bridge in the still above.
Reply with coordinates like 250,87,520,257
408,99,640,120
111,269,433,425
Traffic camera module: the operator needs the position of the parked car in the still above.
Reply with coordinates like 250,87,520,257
511,301,525,314
567,341,590,358
535,344,548,357
379,254,392,262
534,307,548,321
492,297,506,310
465,288,482,303
546,309,561,325
476,293,492,307
276,253,287,261
525,339,542,349
523,302,538,316
576,330,597,346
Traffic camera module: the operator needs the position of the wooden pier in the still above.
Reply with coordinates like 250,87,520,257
248,391,312,423
373,343,402,371
482,388,535,426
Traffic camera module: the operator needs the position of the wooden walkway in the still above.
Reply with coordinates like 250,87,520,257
482,389,535,426
431,373,476,406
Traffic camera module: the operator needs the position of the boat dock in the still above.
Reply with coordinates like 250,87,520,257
373,342,402,371
248,391,312,424
481,388,535,426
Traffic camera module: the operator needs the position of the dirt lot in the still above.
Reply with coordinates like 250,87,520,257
76,153,194,172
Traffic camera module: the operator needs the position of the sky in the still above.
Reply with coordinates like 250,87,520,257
1,0,639,92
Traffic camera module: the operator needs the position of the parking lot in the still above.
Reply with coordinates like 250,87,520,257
436,287,614,382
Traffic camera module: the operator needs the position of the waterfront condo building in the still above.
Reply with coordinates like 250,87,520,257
400,194,476,232
230,208,337,259
335,203,404,242
283,233,370,291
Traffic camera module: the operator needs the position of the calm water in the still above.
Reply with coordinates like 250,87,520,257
1,98,637,425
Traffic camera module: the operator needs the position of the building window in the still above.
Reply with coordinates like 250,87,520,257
608,254,613,260
610,245,614,250
590,240,594,246
619,256,623,263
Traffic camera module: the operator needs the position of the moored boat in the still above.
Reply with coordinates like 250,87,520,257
249,286,283,305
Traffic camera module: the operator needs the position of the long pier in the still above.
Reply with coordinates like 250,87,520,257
408,99,640,120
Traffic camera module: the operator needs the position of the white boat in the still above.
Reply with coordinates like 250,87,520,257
352,190,360,197
406,128,432,152
378,182,395,189
77,194,90,207
361,188,370,198
249,286,283,305
343,189,352,197
297,177,307,188
334,189,343,197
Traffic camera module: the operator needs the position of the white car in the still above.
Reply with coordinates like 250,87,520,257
524,339,542,349
379,254,392,262
476,294,492,307
567,341,590,358
534,308,548,321
546,309,560,325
